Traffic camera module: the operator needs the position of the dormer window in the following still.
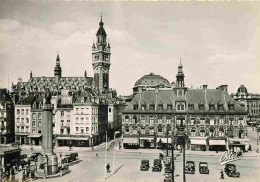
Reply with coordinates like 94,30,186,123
157,104,163,110
209,105,215,110
133,104,138,110
141,105,146,111
176,102,185,111
167,104,172,110
199,104,204,110
150,104,155,110
33,103,36,109
229,105,234,110
188,105,194,110
218,105,224,110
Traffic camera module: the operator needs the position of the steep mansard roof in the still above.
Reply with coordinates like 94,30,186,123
123,88,246,114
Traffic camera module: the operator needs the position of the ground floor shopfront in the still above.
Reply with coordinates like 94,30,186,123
15,133,29,145
228,138,249,152
56,134,100,147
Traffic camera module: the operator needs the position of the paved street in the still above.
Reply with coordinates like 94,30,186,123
15,134,260,182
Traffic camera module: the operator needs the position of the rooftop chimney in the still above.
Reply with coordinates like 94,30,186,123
202,85,208,90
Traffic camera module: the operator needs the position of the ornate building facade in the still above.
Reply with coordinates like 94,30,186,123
231,85,260,126
122,63,249,152
11,16,124,147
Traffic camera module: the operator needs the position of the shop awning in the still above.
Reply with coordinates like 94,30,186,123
140,137,154,141
190,139,206,145
57,137,89,141
123,137,138,144
28,134,42,138
157,138,172,143
209,140,226,146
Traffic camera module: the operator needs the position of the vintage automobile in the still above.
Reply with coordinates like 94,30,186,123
199,162,209,174
152,159,162,172
30,152,42,161
63,152,78,163
140,160,150,171
164,173,172,182
185,161,195,174
224,164,240,178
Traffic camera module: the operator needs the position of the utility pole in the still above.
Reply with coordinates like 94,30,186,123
104,131,107,180
183,137,186,182
172,143,174,182
167,131,169,156
112,144,115,172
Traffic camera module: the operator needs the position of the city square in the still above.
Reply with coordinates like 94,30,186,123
1,1,260,182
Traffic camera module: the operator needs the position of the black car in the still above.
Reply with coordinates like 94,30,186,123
185,161,195,174
164,162,173,174
199,162,209,174
152,159,162,172
140,160,149,171
224,164,240,178
30,152,42,161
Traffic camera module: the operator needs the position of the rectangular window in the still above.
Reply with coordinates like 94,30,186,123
17,109,20,115
67,120,70,124
125,128,129,133
61,111,64,116
149,116,154,125
21,118,24,123
149,129,154,135
218,105,224,110
125,116,129,123
199,105,205,110
21,126,24,132
21,109,24,115
150,105,155,110
141,105,146,111
167,105,172,110
76,117,79,123
158,116,162,124
158,128,162,133
81,118,84,123
86,117,89,123
133,105,138,110
86,127,89,132
210,119,214,125
76,127,79,131
17,118,20,123
26,109,29,115
209,105,215,110
38,113,42,119
61,120,64,126
109,108,111,112
219,118,224,125
176,103,185,111
166,116,171,124
26,118,29,123
200,131,205,137
61,129,64,134
81,128,84,134
76,108,79,114
188,105,194,110
141,129,145,135
200,118,205,125
191,130,196,137
157,104,163,110
141,116,145,124
81,108,84,114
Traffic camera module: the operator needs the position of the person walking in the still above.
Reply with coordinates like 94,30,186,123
106,163,110,173
220,169,224,179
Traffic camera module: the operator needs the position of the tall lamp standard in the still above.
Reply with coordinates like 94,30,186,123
166,131,169,156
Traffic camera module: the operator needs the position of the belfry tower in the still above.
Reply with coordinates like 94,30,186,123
92,15,111,93
54,54,62,83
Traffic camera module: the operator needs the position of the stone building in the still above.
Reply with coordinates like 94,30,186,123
231,85,260,126
11,16,124,147
122,63,249,151
0,89,14,144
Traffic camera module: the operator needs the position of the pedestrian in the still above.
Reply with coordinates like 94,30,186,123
106,163,110,173
22,170,26,182
31,170,35,180
220,169,224,179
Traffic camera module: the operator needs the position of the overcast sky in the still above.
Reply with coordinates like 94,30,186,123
0,1,260,96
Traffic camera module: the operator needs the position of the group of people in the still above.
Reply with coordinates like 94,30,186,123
1,159,37,182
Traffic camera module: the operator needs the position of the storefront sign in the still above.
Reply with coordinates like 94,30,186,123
219,151,241,165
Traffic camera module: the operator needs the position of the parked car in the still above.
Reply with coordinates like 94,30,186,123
224,164,240,178
140,160,150,171
152,159,162,172
63,152,78,163
199,162,209,174
164,162,173,174
185,161,195,174
164,173,172,182
30,152,42,161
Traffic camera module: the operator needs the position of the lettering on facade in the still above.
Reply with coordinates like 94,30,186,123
219,151,241,165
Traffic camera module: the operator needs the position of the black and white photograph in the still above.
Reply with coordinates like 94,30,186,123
0,0,260,182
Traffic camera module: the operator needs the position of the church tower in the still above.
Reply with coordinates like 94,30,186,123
54,54,62,83
176,60,185,88
92,15,111,93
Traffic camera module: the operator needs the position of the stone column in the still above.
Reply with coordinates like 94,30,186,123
42,104,54,154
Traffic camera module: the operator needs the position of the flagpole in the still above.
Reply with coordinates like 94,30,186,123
104,131,107,180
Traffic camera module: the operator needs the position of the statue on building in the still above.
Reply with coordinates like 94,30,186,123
44,89,52,104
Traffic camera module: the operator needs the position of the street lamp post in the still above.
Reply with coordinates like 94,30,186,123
166,131,169,157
